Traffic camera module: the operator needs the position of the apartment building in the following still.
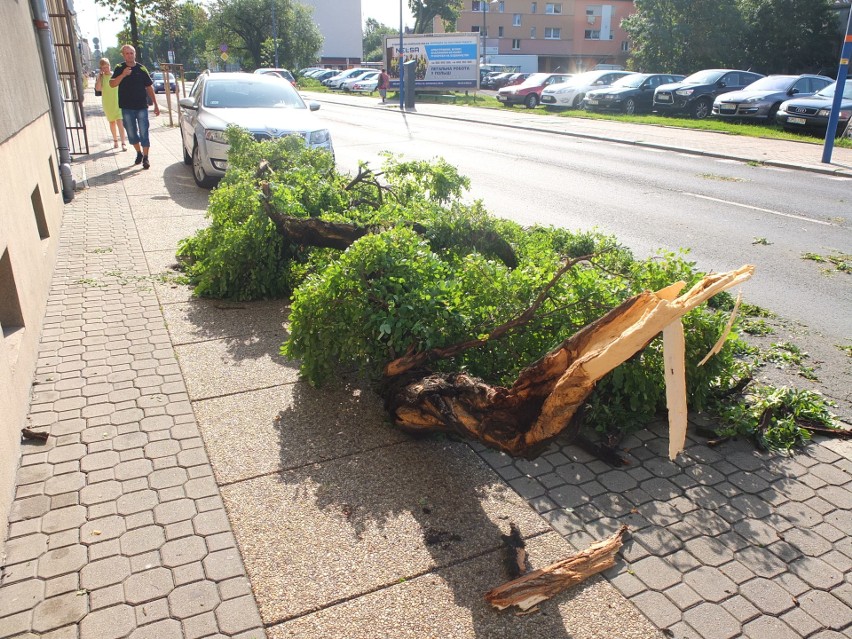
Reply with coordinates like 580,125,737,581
460,1,635,72
301,0,364,67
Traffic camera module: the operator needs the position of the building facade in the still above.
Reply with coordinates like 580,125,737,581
459,0,635,72
301,0,364,67
0,0,67,545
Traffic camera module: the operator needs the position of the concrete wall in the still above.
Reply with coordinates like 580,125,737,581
0,0,65,546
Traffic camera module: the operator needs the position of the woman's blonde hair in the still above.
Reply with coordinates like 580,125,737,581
99,57,110,68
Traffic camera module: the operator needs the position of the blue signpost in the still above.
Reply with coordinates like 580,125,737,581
822,7,852,164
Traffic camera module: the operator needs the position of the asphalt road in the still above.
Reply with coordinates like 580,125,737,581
313,99,850,345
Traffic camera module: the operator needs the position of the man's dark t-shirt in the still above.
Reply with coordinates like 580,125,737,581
111,63,153,110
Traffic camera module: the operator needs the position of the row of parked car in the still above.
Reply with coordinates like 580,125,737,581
299,66,381,93
495,68,851,137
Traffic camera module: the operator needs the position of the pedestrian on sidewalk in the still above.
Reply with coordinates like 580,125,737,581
378,68,390,103
95,57,127,150
110,44,160,170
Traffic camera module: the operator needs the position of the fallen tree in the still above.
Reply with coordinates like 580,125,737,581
178,130,842,456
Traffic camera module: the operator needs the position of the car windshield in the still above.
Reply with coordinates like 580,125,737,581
565,71,610,87
611,74,647,88
682,70,725,85
519,73,552,87
204,80,306,109
815,80,852,100
744,76,796,91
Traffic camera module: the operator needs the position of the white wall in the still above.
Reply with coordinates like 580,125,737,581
301,0,363,60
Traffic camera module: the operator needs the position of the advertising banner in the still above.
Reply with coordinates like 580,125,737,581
383,33,479,91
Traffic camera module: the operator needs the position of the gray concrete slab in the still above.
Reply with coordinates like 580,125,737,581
193,382,408,484
174,334,298,401
161,299,289,346
221,439,553,624
268,531,662,639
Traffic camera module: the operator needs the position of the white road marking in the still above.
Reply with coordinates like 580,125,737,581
681,192,835,226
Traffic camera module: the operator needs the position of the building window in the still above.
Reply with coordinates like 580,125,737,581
530,27,536,39
512,39,521,50
474,25,482,33
497,1,504,12
531,2,537,12
513,14,521,26
621,40,629,52
544,27,560,39
498,26,504,37
473,1,484,11
586,5,602,18
585,30,600,40
545,3,562,14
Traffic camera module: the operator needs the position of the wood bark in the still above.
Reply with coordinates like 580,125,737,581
485,525,628,612
384,266,755,459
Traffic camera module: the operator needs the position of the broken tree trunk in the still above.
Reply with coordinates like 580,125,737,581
256,162,518,267
384,265,754,459
485,525,628,612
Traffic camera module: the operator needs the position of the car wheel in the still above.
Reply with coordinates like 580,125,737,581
524,94,538,109
573,94,584,109
767,103,781,121
624,97,637,115
691,97,711,119
191,141,217,189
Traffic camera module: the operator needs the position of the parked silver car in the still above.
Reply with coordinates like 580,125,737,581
178,72,334,188
712,74,833,122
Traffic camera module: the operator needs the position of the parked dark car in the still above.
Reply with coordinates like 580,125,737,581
776,79,852,137
712,74,833,122
499,72,530,90
583,73,685,115
482,72,513,89
653,69,764,119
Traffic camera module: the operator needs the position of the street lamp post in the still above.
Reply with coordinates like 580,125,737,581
481,2,487,65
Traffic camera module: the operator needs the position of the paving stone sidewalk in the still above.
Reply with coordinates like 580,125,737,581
0,105,265,638
4,90,852,639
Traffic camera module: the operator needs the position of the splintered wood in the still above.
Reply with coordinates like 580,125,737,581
485,525,628,612
386,266,755,460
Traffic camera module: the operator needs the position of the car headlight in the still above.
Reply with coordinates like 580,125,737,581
204,129,228,144
742,96,765,103
555,87,573,94
675,88,694,96
817,109,831,117
309,129,330,145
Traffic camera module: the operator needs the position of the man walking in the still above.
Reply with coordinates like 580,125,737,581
378,68,390,104
110,45,159,169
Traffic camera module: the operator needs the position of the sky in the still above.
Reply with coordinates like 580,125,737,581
72,0,414,52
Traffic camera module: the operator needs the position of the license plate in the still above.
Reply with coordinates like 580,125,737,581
787,117,807,125
497,95,507,101
586,99,598,105
720,104,736,113
657,94,671,102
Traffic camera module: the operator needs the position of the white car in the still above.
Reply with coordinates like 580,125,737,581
540,70,636,109
341,71,378,92
350,75,380,93
324,68,374,90
178,72,334,188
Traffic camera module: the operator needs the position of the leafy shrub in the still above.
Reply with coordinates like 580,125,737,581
178,133,837,446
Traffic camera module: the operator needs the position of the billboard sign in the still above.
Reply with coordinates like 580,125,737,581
383,33,479,91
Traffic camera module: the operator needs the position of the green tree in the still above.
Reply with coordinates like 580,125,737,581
120,1,211,69
207,0,321,70
94,0,166,63
409,0,463,34
736,0,837,74
363,18,398,62
621,0,745,73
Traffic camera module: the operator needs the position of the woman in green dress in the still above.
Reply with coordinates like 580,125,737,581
95,58,127,150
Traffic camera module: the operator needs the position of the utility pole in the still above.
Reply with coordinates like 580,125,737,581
823,5,852,163
271,0,279,67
